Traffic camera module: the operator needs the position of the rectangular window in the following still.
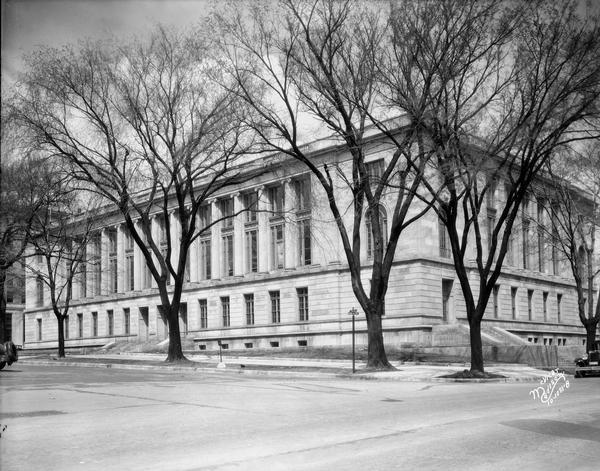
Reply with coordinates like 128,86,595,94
37,318,42,341
269,186,285,214
270,224,285,269
270,290,281,323
493,285,500,319
220,198,234,228
557,293,562,323
199,204,212,233
543,292,548,322
80,245,87,298
295,177,311,212
243,192,258,222
199,299,208,329
77,313,83,338
298,219,311,265
442,279,453,321
91,233,102,296
527,289,534,321
125,232,135,291
245,229,258,273
199,238,211,280
438,217,451,258
108,229,118,293
506,232,515,266
156,217,168,286
64,315,69,340
511,287,518,319
537,200,545,273
36,275,44,306
245,294,255,325
366,159,384,186
123,308,130,335
522,220,530,270
222,234,234,277
297,287,309,322
92,312,98,337
107,310,114,336
221,296,230,327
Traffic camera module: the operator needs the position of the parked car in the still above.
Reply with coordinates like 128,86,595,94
0,340,19,370
575,341,600,378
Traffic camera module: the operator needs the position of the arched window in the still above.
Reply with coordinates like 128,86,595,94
366,205,388,260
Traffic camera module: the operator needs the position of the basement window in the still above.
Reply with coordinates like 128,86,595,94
270,341,280,348
297,340,307,347
244,343,254,349
198,344,206,351
221,343,229,350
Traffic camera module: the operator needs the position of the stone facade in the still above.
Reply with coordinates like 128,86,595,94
22,140,593,352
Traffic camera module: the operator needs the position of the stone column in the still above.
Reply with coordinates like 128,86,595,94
209,199,220,280
257,186,269,273
283,178,296,270
117,224,125,293
233,192,243,276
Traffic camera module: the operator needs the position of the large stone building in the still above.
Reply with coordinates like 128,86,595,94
22,135,593,353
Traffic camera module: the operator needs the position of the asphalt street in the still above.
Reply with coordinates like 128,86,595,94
1,364,599,470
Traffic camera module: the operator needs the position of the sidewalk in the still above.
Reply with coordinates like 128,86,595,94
17,352,555,382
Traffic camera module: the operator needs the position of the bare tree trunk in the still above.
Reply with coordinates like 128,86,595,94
161,285,186,363
469,316,485,373
57,315,65,358
365,304,392,369
584,319,599,353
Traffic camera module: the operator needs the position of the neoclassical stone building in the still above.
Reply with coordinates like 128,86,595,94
23,135,591,352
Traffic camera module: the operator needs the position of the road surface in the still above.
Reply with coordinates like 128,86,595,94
1,365,599,470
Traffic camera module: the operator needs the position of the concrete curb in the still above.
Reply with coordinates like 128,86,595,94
16,358,547,383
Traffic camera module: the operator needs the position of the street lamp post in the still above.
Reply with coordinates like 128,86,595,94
348,307,359,373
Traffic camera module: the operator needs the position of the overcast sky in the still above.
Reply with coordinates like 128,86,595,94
1,0,212,90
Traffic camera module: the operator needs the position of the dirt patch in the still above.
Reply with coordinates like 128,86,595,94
438,369,506,379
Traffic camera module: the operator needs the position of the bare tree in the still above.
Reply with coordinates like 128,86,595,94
540,143,600,352
27,189,96,358
1,107,58,341
12,28,258,362
407,0,600,374
213,0,443,369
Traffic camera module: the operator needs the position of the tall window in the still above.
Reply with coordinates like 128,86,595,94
199,299,208,329
222,234,234,277
220,198,234,228
493,285,500,319
199,238,211,280
91,233,101,296
439,217,451,258
123,308,130,335
77,313,83,338
487,209,497,252
551,207,560,275
506,231,515,266
245,294,255,325
537,201,545,272
298,219,311,266
64,315,69,340
36,275,44,306
92,312,98,337
221,296,230,327
268,185,285,214
270,291,281,323
125,231,135,291
511,287,518,319
366,159,384,186
199,204,212,233
107,310,114,336
522,199,530,270
543,292,548,322
366,205,388,260
245,229,258,273
37,318,42,341
527,289,534,321
80,245,87,299
295,177,311,212
270,224,285,269
243,191,258,223
557,293,562,323
297,287,309,321
108,229,118,293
